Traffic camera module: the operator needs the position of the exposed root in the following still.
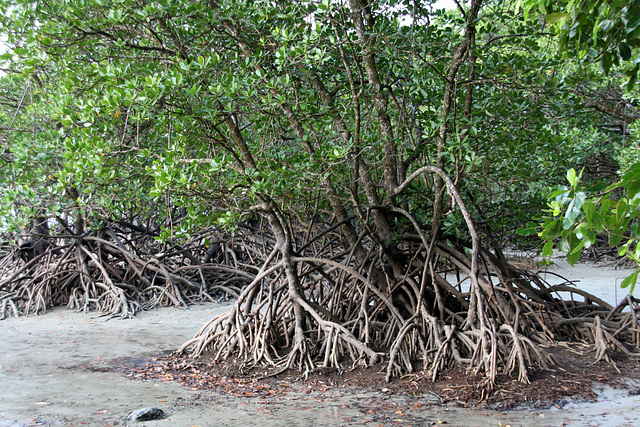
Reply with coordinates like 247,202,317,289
0,223,259,319
174,171,640,388
4,203,639,392
177,224,640,387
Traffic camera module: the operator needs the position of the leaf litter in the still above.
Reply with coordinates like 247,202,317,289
102,342,640,426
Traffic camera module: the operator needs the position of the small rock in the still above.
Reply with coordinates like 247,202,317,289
127,407,166,422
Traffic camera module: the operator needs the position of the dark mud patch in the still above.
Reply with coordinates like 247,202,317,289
115,342,640,412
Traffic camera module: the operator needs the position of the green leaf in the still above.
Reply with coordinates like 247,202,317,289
542,240,554,259
564,233,582,265
546,12,570,25
549,187,570,199
566,248,581,265
620,270,638,294
611,233,625,247
619,42,632,61
602,51,612,75
566,168,577,186
627,66,639,91
626,14,640,33
573,191,586,210
558,237,570,253
542,218,563,239
562,212,579,229
619,243,629,256
583,201,596,224
620,164,640,198
516,226,538,236
570,238,588,255
586,182,608,192
616,198,629,224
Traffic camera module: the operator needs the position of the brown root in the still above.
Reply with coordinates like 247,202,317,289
0,223,257,319
175,169,640,388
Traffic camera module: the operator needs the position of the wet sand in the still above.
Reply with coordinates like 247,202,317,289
1,262,639,426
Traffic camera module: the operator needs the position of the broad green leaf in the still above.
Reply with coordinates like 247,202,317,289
626,14,640,33
568,238,588,264
620,163,640,190
549,188,570,199
602,51,612,75
566,245,580,265
626,178,640,200
558,237,570,254
542,240,554,259
562,213,578,229
542,218,563,239
611,233,625,247
616,198,629,224
546,12,570,25
619,42,632,61
586,182,608,192
620,270,638,294
583,201,596,225
516,226,538,236
566,168,577,186
619,243,629,256
574,192,586,210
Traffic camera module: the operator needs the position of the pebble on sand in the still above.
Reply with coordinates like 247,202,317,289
127,407,166,422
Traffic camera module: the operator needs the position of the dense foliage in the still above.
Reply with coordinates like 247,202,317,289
1,0,633,239
521,0,640,88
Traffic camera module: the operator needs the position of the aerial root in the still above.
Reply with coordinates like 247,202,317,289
499,324,542,384
0,226,255,318
386,320,419,381
7,218,639,388
283,335,315,374
427,324,457,382
175,240,640,387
